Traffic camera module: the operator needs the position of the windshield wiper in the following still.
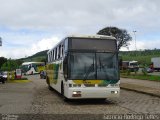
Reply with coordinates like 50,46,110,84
83,58,95,80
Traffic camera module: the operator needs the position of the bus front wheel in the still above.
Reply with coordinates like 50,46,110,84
61,82,64,96
61,82,68,101
48,85,53,91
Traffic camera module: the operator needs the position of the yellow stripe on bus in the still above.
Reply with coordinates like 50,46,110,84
73,80,102,84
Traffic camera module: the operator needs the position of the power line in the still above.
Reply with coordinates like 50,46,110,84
0,37,2,46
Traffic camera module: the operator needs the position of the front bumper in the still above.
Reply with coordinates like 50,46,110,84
65,87,120,99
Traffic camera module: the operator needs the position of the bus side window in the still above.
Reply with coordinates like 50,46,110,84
55,48,57,60
50,52,51,62
49,52,51,62
52,50,54,61
48,53,49,62
53,49,55,60
51,51,52,62
63,56,68,80
62,44,64,57
58,45,61,59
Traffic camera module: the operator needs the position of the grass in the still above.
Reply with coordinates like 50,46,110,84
121,73,160,82
14,77,28,80
8,80,31,83
7,77,31,83
119,50,160,65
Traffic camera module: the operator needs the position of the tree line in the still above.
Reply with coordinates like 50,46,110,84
0,57,23,71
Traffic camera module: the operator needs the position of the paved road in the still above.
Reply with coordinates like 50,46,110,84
0,75,160,120
121,78,160,89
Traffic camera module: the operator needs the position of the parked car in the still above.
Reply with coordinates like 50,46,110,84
147,68,154,73
1,71,8,80
0,72,5,84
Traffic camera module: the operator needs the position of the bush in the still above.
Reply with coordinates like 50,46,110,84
127,69,131,75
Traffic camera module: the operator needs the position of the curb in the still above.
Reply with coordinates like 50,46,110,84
120,87,160,98
120,83,160,98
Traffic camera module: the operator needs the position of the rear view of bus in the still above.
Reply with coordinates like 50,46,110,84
46,35,120,99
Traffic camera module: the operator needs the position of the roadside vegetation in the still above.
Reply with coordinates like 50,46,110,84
119,49,160,66
0,50,48,71
119,49,160,81
120,69,160,82
0,50,47,83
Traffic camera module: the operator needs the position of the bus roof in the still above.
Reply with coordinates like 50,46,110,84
22,62,44,65
66,34,115,40
123,61,138,63
48,35,116,53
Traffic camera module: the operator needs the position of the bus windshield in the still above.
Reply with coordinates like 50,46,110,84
21,65,30,73
69,52,119,80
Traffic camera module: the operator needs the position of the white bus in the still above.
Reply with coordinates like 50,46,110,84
21,62,45,75
46,35,120,100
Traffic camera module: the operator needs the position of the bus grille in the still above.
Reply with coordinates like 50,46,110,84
84,84,95,87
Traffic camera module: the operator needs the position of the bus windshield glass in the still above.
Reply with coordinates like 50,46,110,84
130,62,138,66
21,65,30,73
69,52,118,80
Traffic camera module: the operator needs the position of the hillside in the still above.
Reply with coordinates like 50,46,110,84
21,49,160,65
19,50,48,62
119,49,160,65
0,50,49,70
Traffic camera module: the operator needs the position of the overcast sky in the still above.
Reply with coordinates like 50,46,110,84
0,0,160,59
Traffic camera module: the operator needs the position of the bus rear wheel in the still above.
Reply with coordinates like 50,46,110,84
46,76,52,90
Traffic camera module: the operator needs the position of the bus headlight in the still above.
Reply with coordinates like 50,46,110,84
72,91,81,97
111,91,118,94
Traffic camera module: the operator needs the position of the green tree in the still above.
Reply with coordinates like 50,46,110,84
1,59,18,71
97,26,132,50
0,57,7,69
15,59,23,66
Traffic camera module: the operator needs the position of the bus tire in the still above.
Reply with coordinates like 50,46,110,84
61,82,68,101
46,76,52,90
48,85,53,91
61,82,64,96
46,76,49,84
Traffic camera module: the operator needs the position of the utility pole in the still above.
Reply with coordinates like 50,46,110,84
0,37,2,46
133,31,137,51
